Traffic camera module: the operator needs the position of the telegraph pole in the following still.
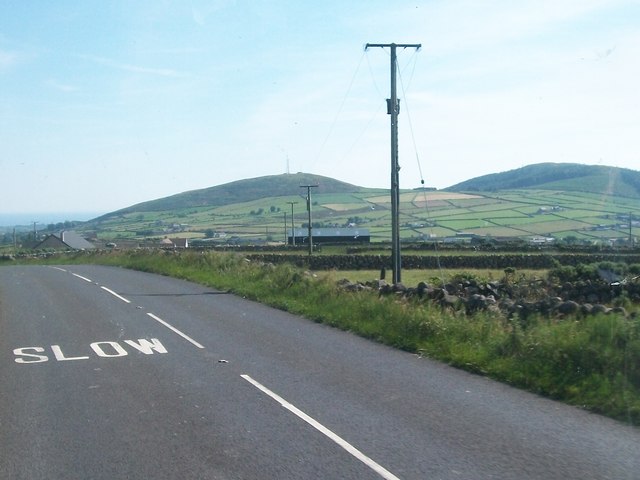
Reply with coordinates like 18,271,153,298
284,212,288,244
287,201,298,246
365,42,421,284
300,185,318,256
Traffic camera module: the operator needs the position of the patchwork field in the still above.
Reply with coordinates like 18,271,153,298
82,188,640,245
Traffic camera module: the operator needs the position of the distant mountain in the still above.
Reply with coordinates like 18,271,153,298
447,163,640,198
92,163,640,224
75,164,640,244
97,173,369,219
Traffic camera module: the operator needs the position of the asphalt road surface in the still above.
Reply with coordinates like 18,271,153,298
1,265,638,479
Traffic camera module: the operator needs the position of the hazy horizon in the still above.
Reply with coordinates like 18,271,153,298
0,212,104,228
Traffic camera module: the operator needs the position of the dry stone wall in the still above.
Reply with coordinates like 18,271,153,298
246,253,640,271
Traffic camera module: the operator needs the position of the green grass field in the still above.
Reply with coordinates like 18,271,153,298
79,189,640,245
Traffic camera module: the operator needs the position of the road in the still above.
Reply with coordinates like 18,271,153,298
0,265,638,479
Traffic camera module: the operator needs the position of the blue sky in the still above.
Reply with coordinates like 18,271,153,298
1,0,639,219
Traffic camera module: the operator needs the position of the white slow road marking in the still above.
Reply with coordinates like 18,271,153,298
100,286,131,304
72,273,93,283
146,313,205,349
241,375,401,480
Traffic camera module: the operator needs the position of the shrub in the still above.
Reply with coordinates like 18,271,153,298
548,265,577,283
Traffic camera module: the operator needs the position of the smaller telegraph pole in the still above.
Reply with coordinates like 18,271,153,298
300,185,318,255
287,201,298,246
284,212,288,244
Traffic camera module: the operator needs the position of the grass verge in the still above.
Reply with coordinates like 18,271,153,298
9,249,639,426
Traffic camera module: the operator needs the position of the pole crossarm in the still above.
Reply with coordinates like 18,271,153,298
366,41,421,284
365,43,422,50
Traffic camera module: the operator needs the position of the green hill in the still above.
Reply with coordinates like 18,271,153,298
98,173,368,220
78,164,640,245
447,163,640,198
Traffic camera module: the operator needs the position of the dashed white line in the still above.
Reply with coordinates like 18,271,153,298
240,375,401,480
100,286,131,304
72,273,93,283
51,266,204,351
146,312,205,349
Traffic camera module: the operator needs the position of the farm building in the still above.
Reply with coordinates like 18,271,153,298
160,237,190,248
288,228,370,245
33,230,96,250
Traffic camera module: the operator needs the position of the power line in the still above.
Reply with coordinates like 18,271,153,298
313,51,367,167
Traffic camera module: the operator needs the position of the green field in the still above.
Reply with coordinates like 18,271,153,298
76,188,640,245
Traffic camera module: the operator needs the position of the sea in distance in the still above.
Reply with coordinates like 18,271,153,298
0,212,103,228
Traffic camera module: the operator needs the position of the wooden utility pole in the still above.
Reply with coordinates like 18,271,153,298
284,212,288,244
300,185,318,256
287,201,298,246
365,42,421,284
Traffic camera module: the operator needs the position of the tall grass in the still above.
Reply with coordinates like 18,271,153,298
26,250,640,425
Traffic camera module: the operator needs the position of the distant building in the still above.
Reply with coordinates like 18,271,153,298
160,237,189,248
529,236,555,245
289,228,370,245
442,232,478,244
171,238,189,248
33,230,96,250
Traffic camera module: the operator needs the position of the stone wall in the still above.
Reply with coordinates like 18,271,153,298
246,253,640,271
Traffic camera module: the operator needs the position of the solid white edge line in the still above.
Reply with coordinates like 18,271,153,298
240,375,401,480
146,312,205,349
72,273,93,283
100,286,131,304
